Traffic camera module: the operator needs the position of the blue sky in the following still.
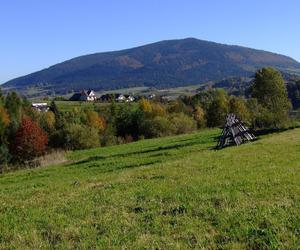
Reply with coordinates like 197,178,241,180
1,0,299,83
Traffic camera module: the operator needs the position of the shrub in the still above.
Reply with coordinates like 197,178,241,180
40,111,56,133
0,145,11,170
168,99,192,114
116,105,144,139
170,113,197,135
151,102,166,117
11,117,48,162
193,106,206,128
100,125,118,146
229,96,250,124
23,107,40,122
64,124,100,150
139,98,152,114
206,91,229,127
142,116,175,138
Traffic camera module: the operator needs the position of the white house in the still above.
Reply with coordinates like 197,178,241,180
115,94,126,102
31,103,50,112
70,90,97,101
82,90,97,101
126,95,135,102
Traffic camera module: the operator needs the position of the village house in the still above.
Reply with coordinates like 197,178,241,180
126,95,135,102
148,93,156,99
99,93,135,103
115,93,126,102
31,103,50,112
115,94,135,102
69,90,97,101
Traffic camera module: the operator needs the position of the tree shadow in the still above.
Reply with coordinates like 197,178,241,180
70,139,204,167
254,126,298,136
68,134,217,173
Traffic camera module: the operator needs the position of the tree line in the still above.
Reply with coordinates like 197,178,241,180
0,67,293,170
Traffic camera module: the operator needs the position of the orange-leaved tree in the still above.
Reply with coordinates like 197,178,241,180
11,117,48,162
0,106,10,143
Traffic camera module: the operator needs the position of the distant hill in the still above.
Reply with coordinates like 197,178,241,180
3,38,300,97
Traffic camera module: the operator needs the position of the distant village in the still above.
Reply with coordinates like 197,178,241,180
31,89,157,112
68,89,157,102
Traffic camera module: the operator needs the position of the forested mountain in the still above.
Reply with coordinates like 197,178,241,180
3,38,300,96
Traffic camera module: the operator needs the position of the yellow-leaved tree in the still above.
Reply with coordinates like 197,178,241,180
86,111,106,132
139,98,152,114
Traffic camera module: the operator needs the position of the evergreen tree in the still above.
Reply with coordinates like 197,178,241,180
0,88,4,105
4,92,22,140
5,92,21,122
50,100,59,115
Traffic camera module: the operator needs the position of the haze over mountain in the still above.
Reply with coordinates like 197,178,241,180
3,38,300,96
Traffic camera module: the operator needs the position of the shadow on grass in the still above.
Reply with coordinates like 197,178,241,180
255,126,298,136
70,139,204,167
68,134,217,173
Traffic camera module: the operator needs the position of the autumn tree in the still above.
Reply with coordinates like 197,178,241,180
0,106,10,128
168,99,191,114
229,96,250,123
206,90,229,127
193,106,206,128
86,110,106,132
139,98,152,114
11,117,48,162
40,111,56,133
151,102,166,117
0,106,10,144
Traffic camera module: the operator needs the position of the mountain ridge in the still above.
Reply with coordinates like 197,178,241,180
3,38,300,96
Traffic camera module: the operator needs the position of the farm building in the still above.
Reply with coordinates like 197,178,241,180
99,93,135,102
69,90,97,101
31,103,50,112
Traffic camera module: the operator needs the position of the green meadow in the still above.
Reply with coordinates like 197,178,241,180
1,128,300,249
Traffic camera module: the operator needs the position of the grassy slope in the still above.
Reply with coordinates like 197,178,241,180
0,129,300,249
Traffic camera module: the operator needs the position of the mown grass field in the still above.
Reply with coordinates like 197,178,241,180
54,101,112,112
1,128,300,249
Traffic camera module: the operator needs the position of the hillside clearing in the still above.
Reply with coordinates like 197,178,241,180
1,129,300,249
